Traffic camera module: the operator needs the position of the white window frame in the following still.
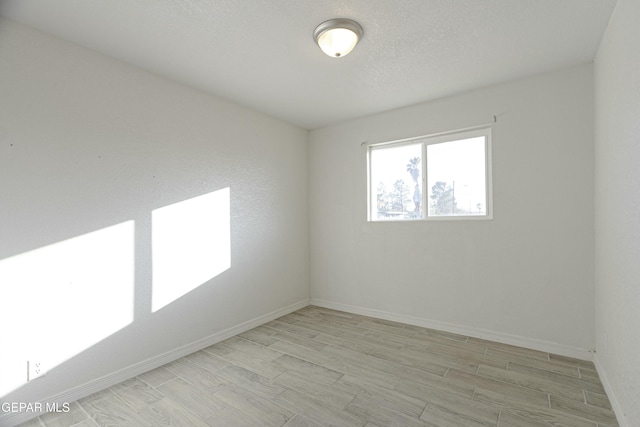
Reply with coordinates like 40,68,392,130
367,126,493,222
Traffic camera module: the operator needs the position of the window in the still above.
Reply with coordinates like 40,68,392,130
368,127,492,221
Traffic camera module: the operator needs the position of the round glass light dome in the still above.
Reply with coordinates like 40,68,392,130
314,19,363,58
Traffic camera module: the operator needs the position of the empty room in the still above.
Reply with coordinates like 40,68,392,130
0,0,638,426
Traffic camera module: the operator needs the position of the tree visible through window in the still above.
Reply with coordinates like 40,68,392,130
368,127,491,221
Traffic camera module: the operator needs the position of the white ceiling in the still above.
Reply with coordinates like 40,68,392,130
0,0,616,129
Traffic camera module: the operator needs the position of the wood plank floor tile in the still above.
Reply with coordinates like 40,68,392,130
221,336,284,361
357,319,421,338
156,378,256,426
549,354,597,370
164,360,229,393
344,328,406,350
136,367,176,388
107,377,146,394
499,397,605,427
203,343,285,379
273,370,357,409
405,382,500,426
336,374,427,418
272,389,365,427
154,378,224,421
424,343,508,370
133,396,211,427
114,380,164,406
276,314,303,324
597,421,621,427
282,414,323,427
268,339,336,365
39,402,87,427
185,349,230,373
215,364,287,399
550,396,618,425
506,362,606,394
322,344,449,384
420,402,497,427
416,335,488,354
213,383,294,426
395,375,476,401
412,327,469,343
368,346,456,375
284,319,349,338
578,367,603,383
268,338,402,390
314,318,374,336
448,369,551,408
485,347,552,366
81,393,155,427
584,390,613,410
272,330,328,352
360,316,417,329
265,320,322,338
320,315,368,328
345,395,430,427
414,336,475,352
313,331,401,354
77,389,115,405
363,328,430,348
476,363,587,403
399,345,483,373
15,418,44,427
66,420,99,427
270,353,344,385
302,307,363,323
238,327,280,346
506,359,581,378
498,408,598,427
468,337,550,361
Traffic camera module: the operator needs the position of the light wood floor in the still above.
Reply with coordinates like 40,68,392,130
20,306,618,427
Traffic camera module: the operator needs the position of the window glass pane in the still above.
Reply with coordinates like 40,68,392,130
371,143,423,220
427,136,486,217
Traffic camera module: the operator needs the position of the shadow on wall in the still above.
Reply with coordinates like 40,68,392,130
0,187,231,399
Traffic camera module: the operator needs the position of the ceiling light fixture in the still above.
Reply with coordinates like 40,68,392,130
313,18,363,58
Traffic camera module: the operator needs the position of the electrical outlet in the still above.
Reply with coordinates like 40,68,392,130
27,361,46,381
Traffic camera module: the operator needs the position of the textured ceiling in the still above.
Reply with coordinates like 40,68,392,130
0,0,616,129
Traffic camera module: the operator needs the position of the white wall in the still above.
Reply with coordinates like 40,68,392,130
309,65,595,355
0,17,309,408
594,0,640,423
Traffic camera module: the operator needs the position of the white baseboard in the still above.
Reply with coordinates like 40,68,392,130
593,353,628,427
309,298,594,361
0,299,310,427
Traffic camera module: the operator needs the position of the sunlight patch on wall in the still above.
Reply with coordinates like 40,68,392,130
0,221,135,397
152,188,230,313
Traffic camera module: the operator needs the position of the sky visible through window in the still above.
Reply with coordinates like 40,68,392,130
370,135,487,219
371,144,422,185
371,143,423,219
427,136,486,216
